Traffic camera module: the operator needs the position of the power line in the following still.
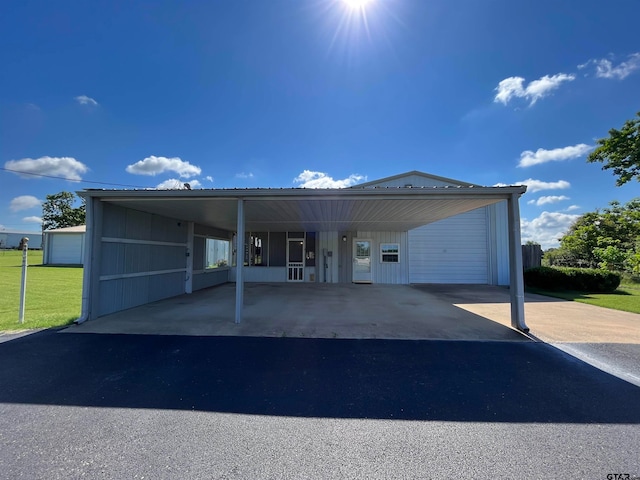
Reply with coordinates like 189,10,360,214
0,167,150,189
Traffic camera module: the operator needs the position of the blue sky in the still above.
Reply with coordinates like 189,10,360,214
1,0,639,249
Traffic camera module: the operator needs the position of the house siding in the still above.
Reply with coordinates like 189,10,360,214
356,231,408,284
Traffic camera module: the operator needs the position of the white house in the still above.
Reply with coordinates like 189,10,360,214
77,171,528,331
43,225,86,265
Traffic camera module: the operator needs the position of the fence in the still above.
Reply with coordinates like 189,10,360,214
522,244,542,270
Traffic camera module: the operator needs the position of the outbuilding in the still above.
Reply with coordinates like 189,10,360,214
77,171,529,331
0,230,43,249
43,225,86,265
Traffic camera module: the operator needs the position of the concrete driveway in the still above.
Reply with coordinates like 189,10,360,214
67,283,640,345
67,283,529,341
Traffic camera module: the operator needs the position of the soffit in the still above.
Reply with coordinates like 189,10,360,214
95,189,521,232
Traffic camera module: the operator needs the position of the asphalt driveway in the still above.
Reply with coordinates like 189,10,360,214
1,329,639,478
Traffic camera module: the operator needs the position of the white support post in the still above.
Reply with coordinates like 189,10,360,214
18,237,29,324
185,221,194,294
507,193,528,332
77,196,94,323
235,198,245,324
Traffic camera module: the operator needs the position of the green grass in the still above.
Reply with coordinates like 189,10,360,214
527,281,640,314
0,250,83,331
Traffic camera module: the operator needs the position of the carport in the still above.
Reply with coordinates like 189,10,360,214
79,184,529,331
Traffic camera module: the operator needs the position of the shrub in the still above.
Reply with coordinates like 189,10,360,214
524,266,621,293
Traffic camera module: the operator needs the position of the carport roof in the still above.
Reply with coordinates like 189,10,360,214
80,184,527,232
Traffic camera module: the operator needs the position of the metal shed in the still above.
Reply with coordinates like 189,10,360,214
43,225,86,265
77,171,529,332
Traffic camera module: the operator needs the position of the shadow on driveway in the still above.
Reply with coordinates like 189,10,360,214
1,329,639,424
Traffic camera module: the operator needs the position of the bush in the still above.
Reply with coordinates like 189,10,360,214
524,266,621,293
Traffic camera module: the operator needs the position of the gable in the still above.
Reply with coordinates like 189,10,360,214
353,171,478,189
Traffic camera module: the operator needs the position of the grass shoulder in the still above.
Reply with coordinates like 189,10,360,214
526,281,640,314
0,250,82,331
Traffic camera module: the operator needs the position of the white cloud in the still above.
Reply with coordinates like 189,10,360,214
517,178,571,193
566,205,580,212
521,211,581,250
75,95,98,106
126,156,201,178
22,216,43,224
580,53,640,80
155,178,202,190
236,172,254,179
205,175,214,182
10,195,41,212
293,170,366,188
527,195,570,206
4,156,89,181
494,73,575,106
518,144,592,168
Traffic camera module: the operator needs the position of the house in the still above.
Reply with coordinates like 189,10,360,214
77,171,528,331
43,225,86,265
0,230,43,249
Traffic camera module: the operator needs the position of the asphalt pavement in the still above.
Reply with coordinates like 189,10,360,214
1,329,639,479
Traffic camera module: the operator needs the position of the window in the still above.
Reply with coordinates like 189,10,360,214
380,243,399,263
205,238,230,269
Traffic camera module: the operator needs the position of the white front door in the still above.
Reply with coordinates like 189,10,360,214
352,239,372,283
287,238,305,282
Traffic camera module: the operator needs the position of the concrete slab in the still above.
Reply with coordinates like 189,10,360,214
65,283,528,341
419,284,640,344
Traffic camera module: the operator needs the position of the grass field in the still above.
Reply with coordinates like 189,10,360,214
527,281,640,315
0,250,83,331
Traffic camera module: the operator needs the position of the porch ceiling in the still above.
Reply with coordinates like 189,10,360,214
86,187,525,232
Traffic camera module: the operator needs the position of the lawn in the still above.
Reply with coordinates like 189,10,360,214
527,281,640,314
0,250,83,331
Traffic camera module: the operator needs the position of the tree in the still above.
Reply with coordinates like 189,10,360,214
556,198,640,273
42,191,86,231
587,112,640,186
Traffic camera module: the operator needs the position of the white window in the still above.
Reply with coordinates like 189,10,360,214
380,243,399,263
205,238,230,269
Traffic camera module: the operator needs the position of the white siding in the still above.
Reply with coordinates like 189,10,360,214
363,174,458,188
229,267,287,282
318,231,339,283
356,231,408,284
487,201,510,286
49,233,85,264
408,208,488,284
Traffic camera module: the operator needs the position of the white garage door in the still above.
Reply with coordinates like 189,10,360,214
409,208,488,284
50,234,84,264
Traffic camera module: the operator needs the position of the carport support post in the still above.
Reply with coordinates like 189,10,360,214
235,198,245,324
507,193,529,332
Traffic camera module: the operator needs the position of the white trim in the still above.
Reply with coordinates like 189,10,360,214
380,242,400,263
101,237,187,247
100,268,186,281
352,238,373,283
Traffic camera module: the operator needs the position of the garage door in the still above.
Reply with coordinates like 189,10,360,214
408,208,488,284
50,234,84,264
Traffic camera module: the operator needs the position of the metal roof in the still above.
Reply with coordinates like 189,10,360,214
81,185,526,232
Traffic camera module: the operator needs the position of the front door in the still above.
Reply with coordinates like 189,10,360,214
287,238,305,281
352,239,372,283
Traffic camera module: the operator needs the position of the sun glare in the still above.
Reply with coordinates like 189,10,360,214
342,0,373,10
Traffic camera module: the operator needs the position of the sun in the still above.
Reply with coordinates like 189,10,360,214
342,0,374,10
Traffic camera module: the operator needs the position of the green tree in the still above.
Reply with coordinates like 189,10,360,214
587,112,640,186
42,191,86,231
557,199,640,272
